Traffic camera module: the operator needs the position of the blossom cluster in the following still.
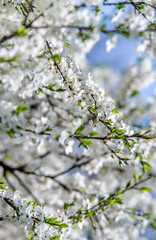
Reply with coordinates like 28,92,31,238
0,1,156,240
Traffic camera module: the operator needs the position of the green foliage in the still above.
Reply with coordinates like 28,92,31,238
88,132,98,137
135,152,143,160
111,128,124,135
135,187,151,192
64,201,75,211
88,106,96,112
35,88,43,94
85,212,94,217
56,88,66,92
50,235,60,240
150,219,156,229
115,3,125,9
7,128,15,138
147,22,156,33
64,42,70,48
72,214,82,224
75,124,84,135
50,54,61,64
100,24,106,31
89,24,94,31
126,180,131,189
135,4,145,10
16,26,26,37
133,172,138,182
112,108,118,114
115,23,129,37
0,56,18,63
45,84,56,91
45,84,66,92
78,32,91,42
130,89,139,97
140,160,151,173
44,217,68,230
0,178,6,189
45,126,52,132
79,139,92,149
12,101,29,115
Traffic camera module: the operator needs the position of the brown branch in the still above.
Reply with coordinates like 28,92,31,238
0,161,78,193
2,197,18,211
0,3,53,45
103,1,156,10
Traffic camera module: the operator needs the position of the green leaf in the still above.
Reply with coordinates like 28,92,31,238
136,187,151,192
35,88,43,94
65,42,70,48
135,4,145,10
85,212,94,217
44,217,68,230
115,3,125,9
56,88,66,92
129,213,134,218
94,6,100,14
75,124,84,135
143,129,151,135
51,54,61,63
46,219,60,226
45,126,52,132
72,214,82,224
0,56,18,63
130,89,139,97
140,161,151,173
150,219,156,229
37,52,46,58
0,186,6,189
126,180,131,189
143,136,154,139
112,109,118,114
64,201,75,210
88,106,96,112
89,24,94,31
133,172,138,182
0,178,6,189
100,24,106,31
132,132,141,137
116,189,124,196
78,32,91,42
45,84,66,92
135,153,143,160
45,84,56,91
112,128,124,134
16,25,25,37
148,23,156,29
88,132,98,137
123,138,131,148
79,139,92,149
12,101,29,115
50,235,60,240
59,223,68,229
115,197,123,204
7,128,15,138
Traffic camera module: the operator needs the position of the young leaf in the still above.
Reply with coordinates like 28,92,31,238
75,124,84,135
112,109,118,114
12,101,29,115
16,25,25,37
79,139,92,149
88,132,98,137
45,84,56,91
